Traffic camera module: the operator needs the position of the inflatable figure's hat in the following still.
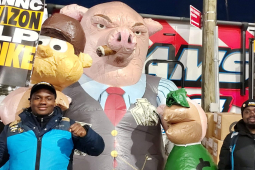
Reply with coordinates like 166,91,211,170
41,13,85,55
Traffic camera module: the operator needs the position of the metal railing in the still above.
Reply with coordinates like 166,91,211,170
144,59,185,88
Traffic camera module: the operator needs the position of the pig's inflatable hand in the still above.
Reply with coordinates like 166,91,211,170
60,4,88,21
55,91,71,111
163,98,207,144
0,87,28,124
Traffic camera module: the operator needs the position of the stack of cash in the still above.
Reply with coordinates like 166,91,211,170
131,98,159,126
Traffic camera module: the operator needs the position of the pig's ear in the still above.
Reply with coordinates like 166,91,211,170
60,4,88,22
143,18,163,36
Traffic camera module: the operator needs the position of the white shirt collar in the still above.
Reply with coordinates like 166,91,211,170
78,74,146,104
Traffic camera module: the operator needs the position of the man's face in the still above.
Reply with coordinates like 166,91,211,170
30,89,56,116
243,106,255,129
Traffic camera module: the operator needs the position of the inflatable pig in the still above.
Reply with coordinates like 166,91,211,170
0,13,92,125
163,89,217,170
60,2,180,170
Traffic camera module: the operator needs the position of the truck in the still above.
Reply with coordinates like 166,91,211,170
143,16,255,113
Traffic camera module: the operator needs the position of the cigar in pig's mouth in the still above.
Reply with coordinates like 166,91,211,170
96,45,116,57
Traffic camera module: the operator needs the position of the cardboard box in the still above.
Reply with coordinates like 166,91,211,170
202,137,207,147
205,112,216,138
207,147,213,157
212,137,223,164
214,113,241,140
206,137,214,150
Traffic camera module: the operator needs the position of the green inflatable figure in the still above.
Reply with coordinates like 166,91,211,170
163,89,217,170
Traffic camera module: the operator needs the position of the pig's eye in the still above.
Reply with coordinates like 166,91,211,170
38,35,50,46
134,31,141,35
49,38,68,53
97,24,106,29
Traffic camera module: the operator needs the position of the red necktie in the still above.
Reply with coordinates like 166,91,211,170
104,87,126,126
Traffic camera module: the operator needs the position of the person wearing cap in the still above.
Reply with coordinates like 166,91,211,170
0,82,105,170
218,99,255,170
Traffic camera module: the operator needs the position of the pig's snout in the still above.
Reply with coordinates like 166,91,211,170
96,28,137,58
116,32,134,44
109,28,137,52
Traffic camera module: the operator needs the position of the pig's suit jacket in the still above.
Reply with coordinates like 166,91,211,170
63,74,178,170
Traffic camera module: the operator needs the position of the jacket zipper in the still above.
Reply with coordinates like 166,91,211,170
35,136,42,170
33,117,59,170
41,118,43,128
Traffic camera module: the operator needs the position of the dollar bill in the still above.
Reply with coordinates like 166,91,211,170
131,98,159,126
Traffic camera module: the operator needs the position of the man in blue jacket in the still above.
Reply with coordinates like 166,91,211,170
0,82,105,170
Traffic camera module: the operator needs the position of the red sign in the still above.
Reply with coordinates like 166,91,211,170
190,5,202,29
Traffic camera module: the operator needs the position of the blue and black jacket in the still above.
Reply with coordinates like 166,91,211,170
218,119,255,170
0,106,105,170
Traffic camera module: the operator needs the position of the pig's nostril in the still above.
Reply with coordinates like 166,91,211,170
128,35,132,43
117,33,121,42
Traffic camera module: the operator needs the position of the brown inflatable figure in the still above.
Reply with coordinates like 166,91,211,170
0,13,92,124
